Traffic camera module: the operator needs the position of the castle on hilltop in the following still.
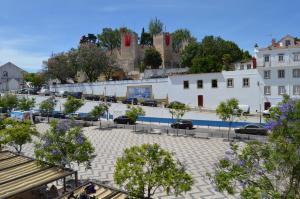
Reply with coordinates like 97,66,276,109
112,29,186,75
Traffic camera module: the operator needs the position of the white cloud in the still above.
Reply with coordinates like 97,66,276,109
0,32,48,72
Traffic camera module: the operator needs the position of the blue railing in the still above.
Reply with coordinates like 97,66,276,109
137,116,261,128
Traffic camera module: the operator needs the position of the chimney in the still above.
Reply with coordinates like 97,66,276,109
272,38,276,47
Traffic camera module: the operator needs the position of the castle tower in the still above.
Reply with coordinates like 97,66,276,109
153,32,173,68
119,29,139,73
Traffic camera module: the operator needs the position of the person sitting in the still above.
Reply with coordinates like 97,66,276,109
84,183,96,194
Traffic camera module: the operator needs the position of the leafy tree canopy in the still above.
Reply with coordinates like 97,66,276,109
114,143,194,198
209,97,300,198
0,94,18,111
63,96,84,115
17,97,35,111
40,98,56,122
171,29,196,52
140,27,153,46
1,119,38,153
23,73,45,88
149,17,164,36
181,36,250,73
168,102,190,121
97,28,121,53
125,106,145,122
35,119,95,168
77,43,111,82
143,48,162,69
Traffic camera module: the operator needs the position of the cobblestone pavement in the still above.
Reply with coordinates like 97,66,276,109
17,123,238,199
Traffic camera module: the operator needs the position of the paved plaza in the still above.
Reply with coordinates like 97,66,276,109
18,123,238,199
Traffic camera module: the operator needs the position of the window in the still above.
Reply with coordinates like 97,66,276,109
264,55,270,62
264,70,271,79
227,78,234,88
278,70,285,78
211,79,218,88
240,65,244,70
197,80,203,89
243,78,250,87
285,40,291,46
294,53,300,61
278,54,284,62
293,69,300,78
2,71,8,77
264,86,271,95
183,80,189,89
293,85,300,95
278,86,286,95
247,64,251,69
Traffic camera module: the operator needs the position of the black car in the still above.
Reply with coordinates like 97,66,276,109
66,92,82,99
234,124,268,136
113,115,135,125
40,111,52,117
105,96,117,103
82,114,99,121
84,94,100,101
141,100,157,107
122,98,138,105
171,120,193,129
52,111,66,119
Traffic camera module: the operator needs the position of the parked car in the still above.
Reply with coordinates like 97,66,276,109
105,96,117,103
84,94,100,101
52,111,66,119
141,100,157,107
234,124,268,136
171,120,193,129
167,101,184,108
113,115,135,124
82,114,99,121
262,105,276,117
122,98,138,105
67,92,83,99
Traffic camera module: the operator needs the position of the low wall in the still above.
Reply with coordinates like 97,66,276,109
50,78,169,99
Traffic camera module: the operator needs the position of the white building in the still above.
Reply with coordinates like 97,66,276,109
51,35,300,113
0,62,26,91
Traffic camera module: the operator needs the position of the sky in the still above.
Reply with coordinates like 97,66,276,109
0,0,299,72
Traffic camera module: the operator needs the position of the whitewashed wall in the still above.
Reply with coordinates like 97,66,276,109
51,78,169,99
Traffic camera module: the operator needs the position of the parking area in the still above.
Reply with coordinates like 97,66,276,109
17,123,238,199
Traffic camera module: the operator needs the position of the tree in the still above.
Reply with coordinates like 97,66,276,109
222,54,233,71
97,28,121,54
23,73,45,88
171,29,195,52
0,94,18,111
40,98,56,122
17,97,35,111
35,120,95,168
1,119,38,153
46,52,78,83
180,42,200,67
168,102,190,121
209,97,300,198
90,103,110,128
125,106,145,123
80,33,98,44
190,55,221,73
114,143,194,198
140,27,153,46
216,98,241,140
180,35,246,73
77,43,110,82
149,17,164,36
143,48,162,69
63,96,84,115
